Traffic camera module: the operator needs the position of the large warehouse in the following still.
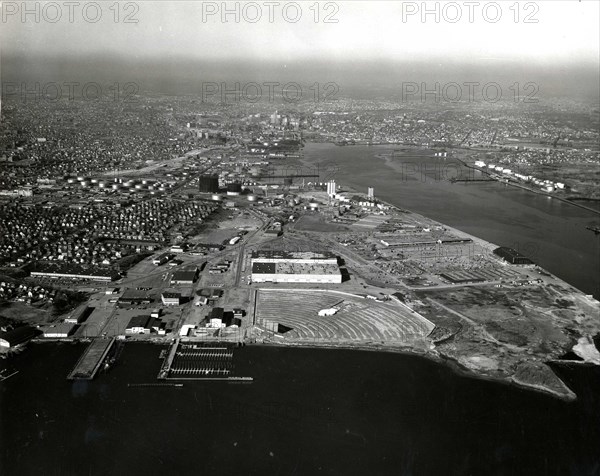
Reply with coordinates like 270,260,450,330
493,247,534,265
251,251,342,284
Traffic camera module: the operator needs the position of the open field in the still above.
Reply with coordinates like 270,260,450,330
293,214,350,232
255,289,434,342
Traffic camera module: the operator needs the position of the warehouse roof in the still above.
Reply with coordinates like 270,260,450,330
126,315,150,329
252,262,276,274
0,326,39,346
171,269,198,282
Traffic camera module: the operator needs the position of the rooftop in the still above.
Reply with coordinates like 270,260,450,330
251,250,337,260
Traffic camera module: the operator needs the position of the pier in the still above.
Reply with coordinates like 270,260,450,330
157,338,180,379
67,337,115,380
158,340,252,381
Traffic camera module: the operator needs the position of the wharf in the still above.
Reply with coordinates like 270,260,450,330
67,337,115,380
157,338,180,379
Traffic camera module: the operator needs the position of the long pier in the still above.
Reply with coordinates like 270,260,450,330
67,338,115,380
157,338,180,379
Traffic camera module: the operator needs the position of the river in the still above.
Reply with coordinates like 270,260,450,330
300,143,600,299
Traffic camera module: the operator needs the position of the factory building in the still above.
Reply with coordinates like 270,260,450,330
118,289,154,305
493,247,534,265
170,268,199,285
0,326,38,348
161,291,183,306
226,182,242,196
251,250,342,284
30,268,118,282
125,315,164,334
152,253,174,266
198,174,220,193
43,323,77,338
209,307,225,328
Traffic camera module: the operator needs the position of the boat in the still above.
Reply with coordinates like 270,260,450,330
0,368,19,382
586,225,600,235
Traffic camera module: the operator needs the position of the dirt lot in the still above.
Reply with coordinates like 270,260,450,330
293,214,350,233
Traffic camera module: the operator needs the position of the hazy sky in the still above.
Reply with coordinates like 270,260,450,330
2,1,599,65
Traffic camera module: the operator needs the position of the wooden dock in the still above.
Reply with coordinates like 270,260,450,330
67,338,115,380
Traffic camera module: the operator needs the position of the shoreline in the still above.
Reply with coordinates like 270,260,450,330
453,156,600,216
249,340,578,402
22,337,579,402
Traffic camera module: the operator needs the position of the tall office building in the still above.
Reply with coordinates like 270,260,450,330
367,187,374,199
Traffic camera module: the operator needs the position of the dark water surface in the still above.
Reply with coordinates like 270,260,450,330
302,143,600,299
1,343,600,476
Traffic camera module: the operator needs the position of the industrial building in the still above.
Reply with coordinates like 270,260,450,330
152,252,174,266
119,289,154,305
161,291,183,306
125,315,164,334
29,264,119,282
209,307,225,328
65,306,94,324
0,326,38,348
198,174,219,193
43,322,77,338
251,250,342,284
226,182,242,195
171,268,199,285
494,247,534,265
327,180,337,197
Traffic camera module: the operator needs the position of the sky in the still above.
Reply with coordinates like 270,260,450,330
2,1,599,65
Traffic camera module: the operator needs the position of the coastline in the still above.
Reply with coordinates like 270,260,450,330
23,337,578,402
453,156,600,216
291,144,597,400
249,340,578,402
